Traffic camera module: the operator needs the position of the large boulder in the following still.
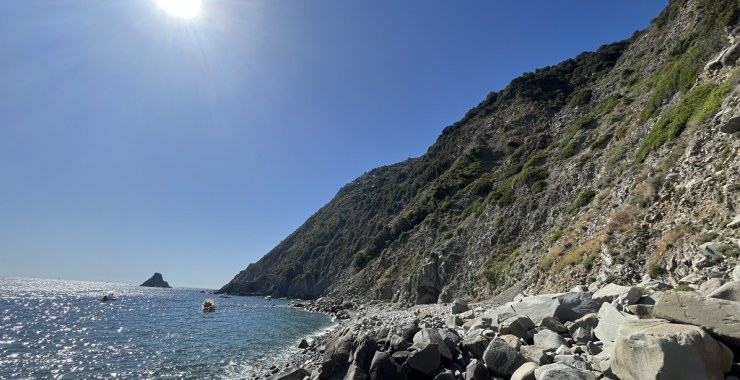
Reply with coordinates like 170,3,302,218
592,283,641,305
403,343,440,377
451,299,470,314
721,42,740,66
344,365,368,380
270,367,311,380
498,315,535,341
369,351,406,380
503,293,599,324
612,319,733,380
353,335,378,372
554,292,600,321
520,345,549,365
721,116,740,134
506,295,560,324
511,362,537,380
533,329,568,352
461,335,489,359
465,359,488,380
653,291,740,346
533,363,596,380
412,329,452,361
593,302,637,343
482,338,528,378
321,328,354,379
733,264,740,281
708,281,740,302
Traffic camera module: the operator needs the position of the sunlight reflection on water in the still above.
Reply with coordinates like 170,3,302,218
0,278,333,379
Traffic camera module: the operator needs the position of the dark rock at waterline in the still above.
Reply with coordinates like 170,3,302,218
140,272,171,288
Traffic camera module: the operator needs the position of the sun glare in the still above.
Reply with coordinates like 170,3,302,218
154,0,202,19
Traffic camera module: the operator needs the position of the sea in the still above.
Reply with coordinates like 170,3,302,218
0,278,334,379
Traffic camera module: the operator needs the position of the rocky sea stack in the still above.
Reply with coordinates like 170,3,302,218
140,272,171,288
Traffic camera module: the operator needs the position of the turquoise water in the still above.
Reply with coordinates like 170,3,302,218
0,278,333,379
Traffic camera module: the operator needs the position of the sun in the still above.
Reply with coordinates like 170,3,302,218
154,0,202,19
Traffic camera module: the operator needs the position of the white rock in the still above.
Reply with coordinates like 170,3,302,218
593,302,637,343
592,283,642,305
612,319,733,380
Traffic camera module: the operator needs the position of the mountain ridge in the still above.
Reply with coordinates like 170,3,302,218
219,0,740,304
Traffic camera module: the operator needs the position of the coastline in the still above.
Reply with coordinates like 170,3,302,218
259,271,740,380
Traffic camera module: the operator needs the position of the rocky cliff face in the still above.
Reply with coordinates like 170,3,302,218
140,272,171,288
219,0,740,304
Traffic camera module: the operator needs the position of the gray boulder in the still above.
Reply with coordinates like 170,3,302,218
593,302,637,343
567,313,598,337
734,264,740,281
533,363,596,380
721,42,740,66
506,295,560,324
461,335,489,359
403,343,440,377
570,327,592,345
539,316,568,333
389,335,410,351
511,362,537,380
270,367,311,380
353,335,377,372
465,359,488,380
699,278,724,295
500,334,523,350
722,116,740,134
343,365,368,380
533,329,568,352
520,345,549,365
554,292,600,321
462,317,492,333
729,214,740,229
369,351,406,380
653,291,740,346
321,328,354,379
482,338,528,378
592,283,641,305
708,281,740,302
451,299,470,314
412,329,452,361
445,315,462,328
612,319,733,380
499,314,535,341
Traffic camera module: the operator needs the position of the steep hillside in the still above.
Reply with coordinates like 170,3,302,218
219,0,740,304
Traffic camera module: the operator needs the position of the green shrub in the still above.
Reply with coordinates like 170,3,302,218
697,231,719,244
635,78,734,163
532,181,547,193
548,229,563,245
718,243,740,258
571,189,597,212
647,260,664,278
569,89,593,106
590,133,613,150
674,284,693,292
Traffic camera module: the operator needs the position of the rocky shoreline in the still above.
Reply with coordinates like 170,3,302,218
259,264,740,380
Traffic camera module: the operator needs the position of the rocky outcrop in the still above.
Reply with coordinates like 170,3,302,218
139,272,171,288
219,0,740,304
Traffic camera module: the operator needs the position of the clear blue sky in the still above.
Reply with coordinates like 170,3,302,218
0,0,667,289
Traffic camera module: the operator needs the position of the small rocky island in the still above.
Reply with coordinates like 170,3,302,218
140,272,171,288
